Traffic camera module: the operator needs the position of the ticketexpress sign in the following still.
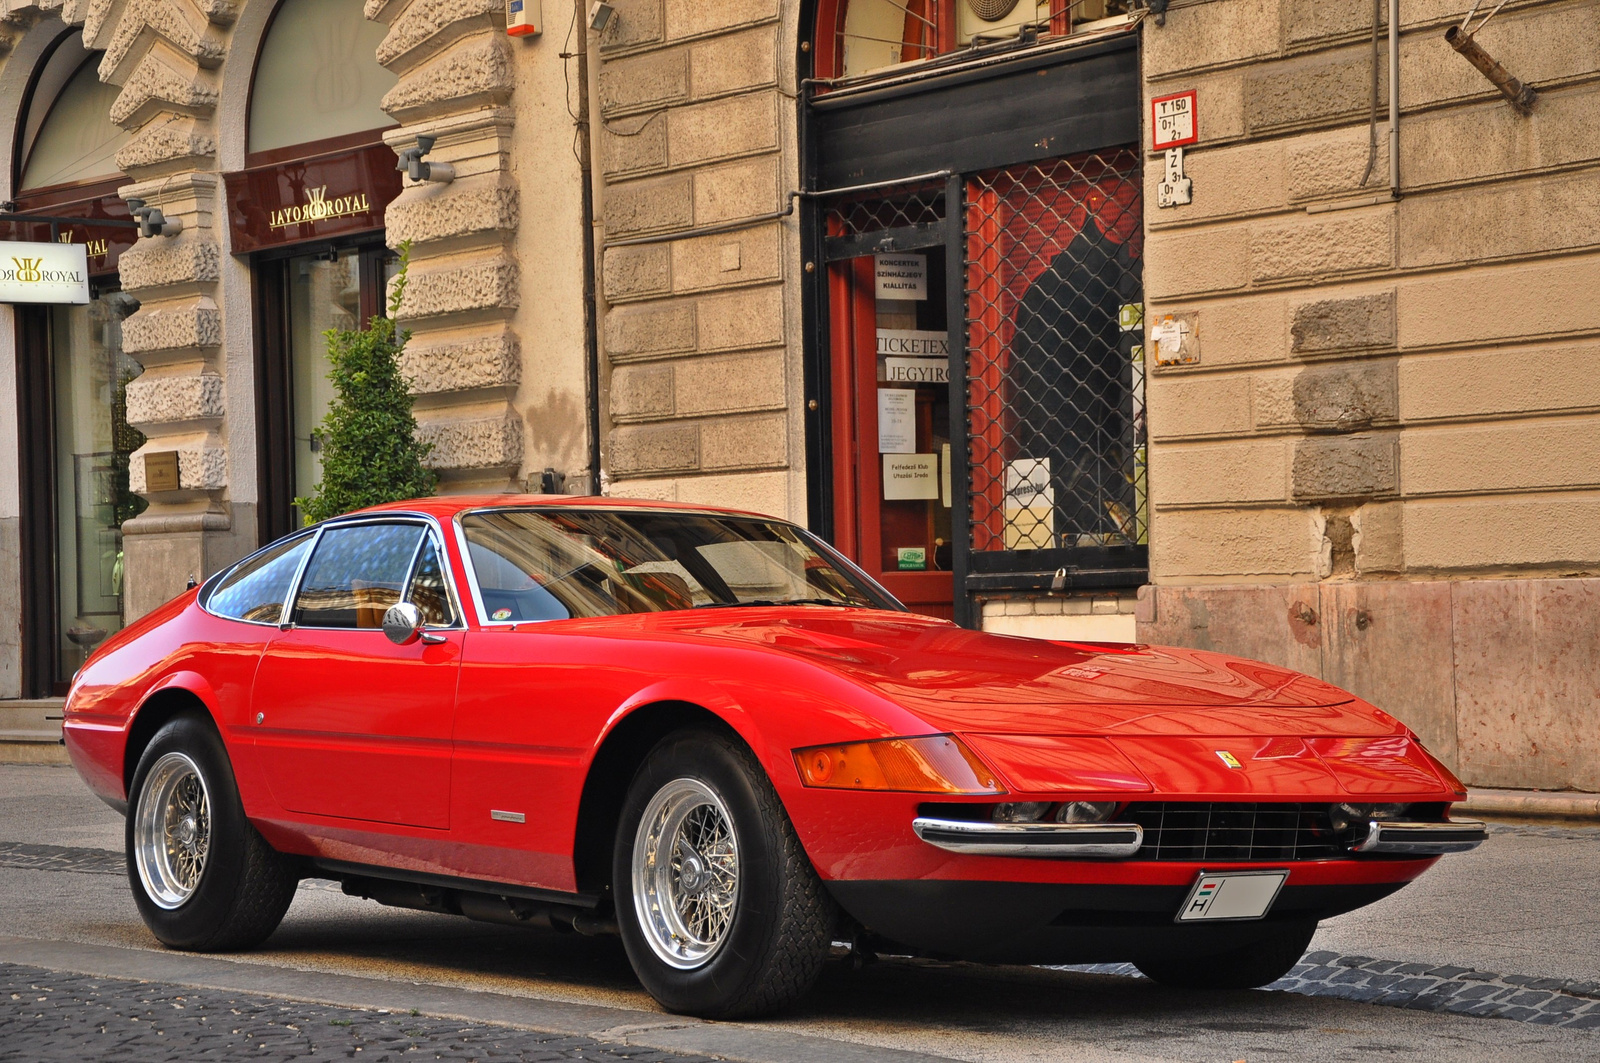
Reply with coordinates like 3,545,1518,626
0,241,90,304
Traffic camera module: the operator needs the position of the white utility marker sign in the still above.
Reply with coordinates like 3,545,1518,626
0,241,90,304
1151,90,1199,151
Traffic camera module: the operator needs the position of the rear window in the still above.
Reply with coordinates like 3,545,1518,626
206,534,313,625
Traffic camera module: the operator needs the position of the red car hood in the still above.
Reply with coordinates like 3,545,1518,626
635,609,1393,739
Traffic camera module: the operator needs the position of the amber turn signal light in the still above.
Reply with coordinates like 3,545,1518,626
793,735,1005,794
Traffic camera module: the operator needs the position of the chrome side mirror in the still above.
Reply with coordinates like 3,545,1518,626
383,602,425,645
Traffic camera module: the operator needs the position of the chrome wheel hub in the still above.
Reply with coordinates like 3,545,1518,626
632,778,739,970
133,752,212,910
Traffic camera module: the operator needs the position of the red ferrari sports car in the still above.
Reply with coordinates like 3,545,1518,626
64,496,1485,1017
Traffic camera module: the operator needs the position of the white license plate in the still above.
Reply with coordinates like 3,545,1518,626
1175,870,1289,922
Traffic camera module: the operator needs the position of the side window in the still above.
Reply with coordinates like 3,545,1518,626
206,534,313,624
406,538,456,627
292,523,424,629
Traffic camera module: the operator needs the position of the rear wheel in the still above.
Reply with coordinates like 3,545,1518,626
613,730,835,1018
1134,920,1317,989
127,712,298,950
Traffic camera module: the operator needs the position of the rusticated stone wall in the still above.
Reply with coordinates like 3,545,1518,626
1137,0,1600,791
372,0,591,493
371,0,524,491
88,0,253,618
591,0,805,519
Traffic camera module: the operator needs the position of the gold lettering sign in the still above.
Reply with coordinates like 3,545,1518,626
0,256,84,285
144,451,180,493
58,233,111,259
268,185,372,230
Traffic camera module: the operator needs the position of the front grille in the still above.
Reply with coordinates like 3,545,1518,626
1125,802,1346,862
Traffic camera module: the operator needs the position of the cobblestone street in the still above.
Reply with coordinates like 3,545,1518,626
0,962,712,1063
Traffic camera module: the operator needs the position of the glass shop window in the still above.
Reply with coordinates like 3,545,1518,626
874,248,953,575
49,293,144,678
288,248,363,515
248,0,396,155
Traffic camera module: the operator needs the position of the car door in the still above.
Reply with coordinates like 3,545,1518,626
251,519,463,830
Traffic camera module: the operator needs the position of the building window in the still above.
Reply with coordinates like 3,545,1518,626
235,0,403,541
44,294,145,682
965,151,1146,559
10,30,142,695
247,0,395,158
816,0,1138,81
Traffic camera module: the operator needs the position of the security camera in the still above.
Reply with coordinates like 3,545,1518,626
395,136,456,184
124,197,183,238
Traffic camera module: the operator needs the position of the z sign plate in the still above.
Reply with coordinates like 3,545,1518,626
1151,90,1199,151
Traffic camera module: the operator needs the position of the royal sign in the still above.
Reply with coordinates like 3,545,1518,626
0,241,90,304
267,186,374,231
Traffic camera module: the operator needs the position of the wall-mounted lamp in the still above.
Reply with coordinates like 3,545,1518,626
396,136,455,184
588,1,615,32
124,198,182,238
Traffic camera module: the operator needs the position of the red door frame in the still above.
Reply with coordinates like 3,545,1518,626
828,256,954,619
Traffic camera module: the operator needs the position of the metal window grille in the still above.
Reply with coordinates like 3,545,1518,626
824,182,947,238
963,149,1146,558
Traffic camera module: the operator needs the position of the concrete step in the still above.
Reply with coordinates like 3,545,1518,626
0,700,68,765
0,699,65,734
0,742,69,765
1462,787,1600,822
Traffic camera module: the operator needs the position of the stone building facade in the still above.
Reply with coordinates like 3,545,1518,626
0,0,1594,795
1133,0,1600,795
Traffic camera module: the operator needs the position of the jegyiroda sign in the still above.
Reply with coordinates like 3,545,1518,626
0,242,90,304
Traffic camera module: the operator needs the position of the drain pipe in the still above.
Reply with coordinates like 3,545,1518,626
1310,0,1400,213
1387,0,1400,198
580,1,607,496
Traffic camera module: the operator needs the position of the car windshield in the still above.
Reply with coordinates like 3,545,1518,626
459,508,899,621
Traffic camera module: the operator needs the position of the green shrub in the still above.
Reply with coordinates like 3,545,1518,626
296,242,435,524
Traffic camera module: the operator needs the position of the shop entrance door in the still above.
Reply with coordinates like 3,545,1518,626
15,291,144,696
827,241,955,619
254,243,397,542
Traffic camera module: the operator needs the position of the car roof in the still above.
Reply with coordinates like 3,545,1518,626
347,494,778,523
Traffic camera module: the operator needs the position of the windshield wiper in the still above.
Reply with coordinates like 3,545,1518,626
694,597,862,609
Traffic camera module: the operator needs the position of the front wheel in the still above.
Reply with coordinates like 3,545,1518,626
613,730,835,1018
127,712,299,951
1134,920,1317,989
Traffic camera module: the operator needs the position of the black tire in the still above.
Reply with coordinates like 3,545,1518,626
612,729,835,1018
126,712,298,951
1134,920,1317,989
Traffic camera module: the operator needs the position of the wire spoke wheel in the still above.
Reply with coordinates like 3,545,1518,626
133,751,213,909
632,778,740,970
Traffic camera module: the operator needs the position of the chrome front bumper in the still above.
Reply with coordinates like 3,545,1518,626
911,816,1143,858
1353,819,1489,855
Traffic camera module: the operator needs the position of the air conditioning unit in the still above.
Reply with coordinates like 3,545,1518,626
958,0,1051,46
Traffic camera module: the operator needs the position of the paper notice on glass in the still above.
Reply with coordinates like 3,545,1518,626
883,453,938,500
877,388,915,453
874,254,927,300
1004,457,1055,549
